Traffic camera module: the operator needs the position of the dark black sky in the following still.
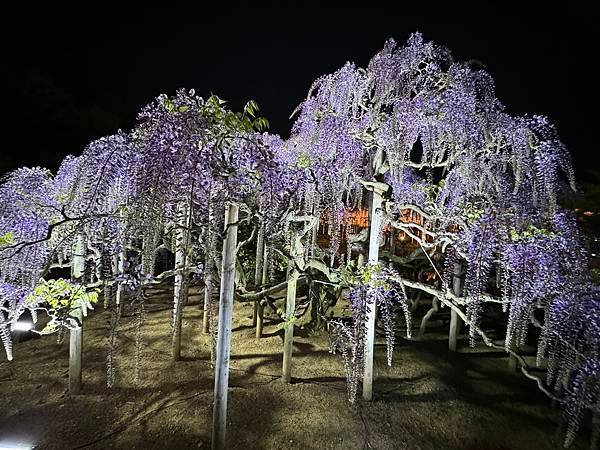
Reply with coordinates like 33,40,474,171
3,4,597,182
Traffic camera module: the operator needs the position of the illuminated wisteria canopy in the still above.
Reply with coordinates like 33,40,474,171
1,34,598,448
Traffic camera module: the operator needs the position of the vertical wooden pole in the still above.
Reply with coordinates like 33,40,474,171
252,225,265,326
212,203,239,450
203,270,213,334
141,235,156,277
282,226,299,383
115,246,126,307
69,307,83,394
362,190,383,401
281,271,298,383
508,350,518,371
203,198,214,334
114,208,127,312
449,261,464,352
310,215,318,258
172,202,190,361
256,244,267,339
252,303,258,326
255,299,265,338
69,231,85,394
309,213,319,324
508,342,520,371
448,313,460,352
357,251,365,268
72,232,86,279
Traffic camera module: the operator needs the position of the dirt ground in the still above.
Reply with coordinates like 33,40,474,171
0,284,592,450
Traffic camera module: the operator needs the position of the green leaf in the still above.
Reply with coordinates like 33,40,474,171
244,100,257,118
163,98,175,112
296,153,312,169
253,117,270,131
0,231,15,247
40,322,57,335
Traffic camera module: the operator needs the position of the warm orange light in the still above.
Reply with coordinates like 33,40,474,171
319,207,430,246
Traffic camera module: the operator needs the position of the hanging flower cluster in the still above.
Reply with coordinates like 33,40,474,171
329,263,411,402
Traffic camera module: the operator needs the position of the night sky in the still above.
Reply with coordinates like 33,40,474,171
3,5,597,182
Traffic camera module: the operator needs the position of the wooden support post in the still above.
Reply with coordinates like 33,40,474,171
172,201,190,361
202,270,213,334
69,231,85,394
308,213,319,324
449,261,464,352
203,197,215,335
508,353,519,371
115,246,126,308
114,208,127,312
357,251,365,268
282,223,302,382
310,214,318,258
256,300,264,338
141,237,155,277
256,244,268,339
252,225,265,327
211,203,239,450
362,189,383,401
282,261,299,383
72,231,86,280
69,307,83,394
508,342,520,371
252,301,258,326
448,310,460,352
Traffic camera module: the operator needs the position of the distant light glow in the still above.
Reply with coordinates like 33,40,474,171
12,321,33,332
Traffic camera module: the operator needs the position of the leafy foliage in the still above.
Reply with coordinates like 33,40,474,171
25,278,98,334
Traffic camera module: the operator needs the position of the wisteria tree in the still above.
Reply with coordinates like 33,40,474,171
288,33,599,446
0,33,598,449
0,88,295,448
